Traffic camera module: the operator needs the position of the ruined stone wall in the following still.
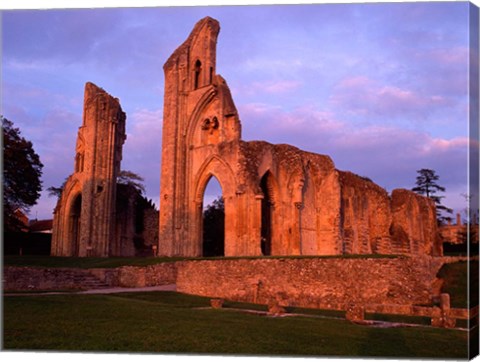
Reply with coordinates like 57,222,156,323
339,171,393,254
235,142,342,256
112,185,137,257
52,82,126,257
3,264,176,291
3,267,106,291
159,17,229,257
176,257,445,308
143,208,159,248
157,17,440,258
391,189,441,256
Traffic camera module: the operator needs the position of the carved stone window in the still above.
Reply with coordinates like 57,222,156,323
211,117,219,130
194,60,202,89
201,117,219,134
201,118,211,130
75,152,84,173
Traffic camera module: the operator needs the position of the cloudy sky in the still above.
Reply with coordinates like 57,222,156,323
2,1,477,220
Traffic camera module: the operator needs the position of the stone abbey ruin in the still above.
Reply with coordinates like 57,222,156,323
51,83,158,257
52,17,441,258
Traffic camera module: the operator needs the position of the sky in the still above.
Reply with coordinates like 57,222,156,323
1,0,477,220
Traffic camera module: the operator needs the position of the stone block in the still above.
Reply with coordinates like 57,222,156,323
210,298,224,309
345,304,365,322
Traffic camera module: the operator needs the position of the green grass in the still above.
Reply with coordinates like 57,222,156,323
437,261,479,309
3,254,403,269
3,291,468,358
2,255,185,269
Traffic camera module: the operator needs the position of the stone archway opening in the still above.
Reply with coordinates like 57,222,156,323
260,172,275,256
202,176,224,257
69,194,82,256
194,59,202,89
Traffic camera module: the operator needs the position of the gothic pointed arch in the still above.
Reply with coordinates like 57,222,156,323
188,155,236,256
185,86,218,146
193,155,235,202
52,176,82,256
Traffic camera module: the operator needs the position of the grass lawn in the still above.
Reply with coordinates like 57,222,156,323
3,254,402,269
2,255,184,269
3,291,468,358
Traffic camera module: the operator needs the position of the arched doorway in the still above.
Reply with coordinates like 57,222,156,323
260,172,275,256
69,194,82,256
202,176,224,257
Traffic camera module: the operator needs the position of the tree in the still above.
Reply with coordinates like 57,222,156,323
47,178,67,199
2,116,43,231
117,170,146,195
203,196,225,257
412,168,452,224
48,170,146,199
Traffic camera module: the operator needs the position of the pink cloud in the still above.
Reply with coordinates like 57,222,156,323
238,102,467,198
239,102,344,144
329,76,452,118
415,47,469,67
252,80,303,94
232,80,303,98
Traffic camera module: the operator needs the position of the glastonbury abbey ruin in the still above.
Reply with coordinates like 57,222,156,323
51,83,158,257
52,17,441,258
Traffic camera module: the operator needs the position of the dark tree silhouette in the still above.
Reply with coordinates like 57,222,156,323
48,170,146,199
2,116,43,231
412,168,452,224
47,178,67,199
117,170,146,194
202,196,224,257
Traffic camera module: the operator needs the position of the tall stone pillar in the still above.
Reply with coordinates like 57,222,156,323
159,17,239,257
51,82,126,257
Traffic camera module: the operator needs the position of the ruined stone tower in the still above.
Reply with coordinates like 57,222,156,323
51,82,126,257
159,17,242,256
158,17,442,258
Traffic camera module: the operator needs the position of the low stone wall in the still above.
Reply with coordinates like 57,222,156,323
176,256,446,308
4,256,466,302
3,263,177,291
3,267,99,291
89,263,177,287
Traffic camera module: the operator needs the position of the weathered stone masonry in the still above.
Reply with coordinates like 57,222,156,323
51,83,158,257
2,257,449,308
51,17,441,259
175,257,445,308
52,83,126,257
158,16,441,258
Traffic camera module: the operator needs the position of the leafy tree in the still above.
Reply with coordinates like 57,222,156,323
47,178,68,199
2,116,43,231
412,168,452,224
203,196,224,257
117,170,146,195
48,170,146,199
